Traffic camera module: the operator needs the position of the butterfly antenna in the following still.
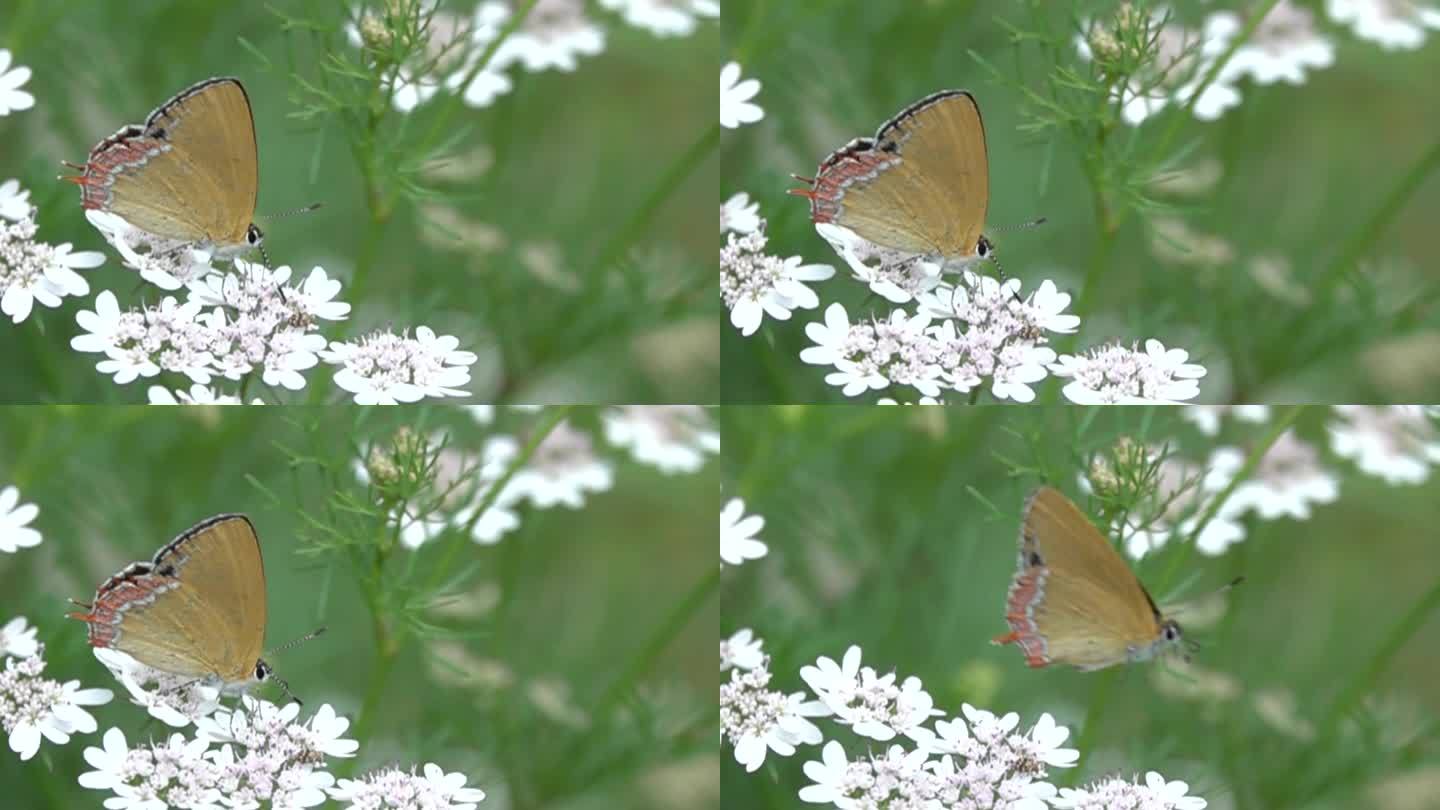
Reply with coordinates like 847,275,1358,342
267,626,327,657
263,202,324,219
988,216,1048,234
268,671,303,706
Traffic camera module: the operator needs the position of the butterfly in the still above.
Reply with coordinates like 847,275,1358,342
993,486,1187,671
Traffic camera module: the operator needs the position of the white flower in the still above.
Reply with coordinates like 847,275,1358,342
721,628,765,672
0,50,34,116
798,740,855,805
801,304,938,397
329,762,486,809
0,201,105,323
1,647,113,761
93,648,223,727
70,292,207,385
1328,0,1440,49
602,405,718,474
601,0,716,37
81,704,342,810
479,0,605,73
720,61,764,128
1328,405,1440,484
323,326,477,404
1181,405,1271,436
0,178,32,220
1052,339,1206,403
500,422,614,508
1205,432,1339,521
1078,10,1243,125
0,617,38,658
1211,2,1334,85
800,646,942,742
721,663,827,773
146,384,250,404
83,210,216,288
1053,770,1208,809
722,229,834,337
720,497,767,566
0,486,41,553
721,192,761,234
815,223,946,303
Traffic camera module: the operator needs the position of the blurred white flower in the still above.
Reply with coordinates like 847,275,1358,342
1328,0,1440,49
0,50,34,116
1181,405,1271,436
603,405,719,474
1211,2,1334,85
723,228,833,337
720,497,768,566
1205,431,1339,521
602,0,717,37
0,617,38,658
720,61,764,128
721,192,761,234
1078,10,1242,125
0,179,33,220
502,421,614,508
478,0,605,73
1328,405,1440,484
721,628,765,672
0,486,41,553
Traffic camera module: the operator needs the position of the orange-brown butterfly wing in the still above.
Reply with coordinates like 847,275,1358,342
72,514,267,683
804,90,988,257
996,487,1163,670
81,78,258,247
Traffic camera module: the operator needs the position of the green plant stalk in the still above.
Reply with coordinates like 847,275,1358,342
1317,136,1440,289
1319,573,1440,738
1157,405,1301,591
406,0,539,187
422,405,573,593
596,566,719,714
591,123,720,276
1065,667,1120,784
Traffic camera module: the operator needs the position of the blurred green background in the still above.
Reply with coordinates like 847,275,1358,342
722,0,1440,403
721,405,1440,809
0,405,718,809
0,0,716,403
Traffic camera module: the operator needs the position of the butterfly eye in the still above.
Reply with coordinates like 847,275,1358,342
1163,623,1182,642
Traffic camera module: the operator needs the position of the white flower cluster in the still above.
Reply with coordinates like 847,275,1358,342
1092,406,1439,560
0,181,105,324
361,407,717,551
722,225,835,337
354,0,714,114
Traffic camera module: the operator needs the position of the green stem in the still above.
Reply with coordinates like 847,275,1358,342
594,567,719,714
1157,405,1302,591
405,0,539,180
1317,136,1440,289
422,406,573,593
1319,573,1440,737
591,123,720,276
1066,667,1120,784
